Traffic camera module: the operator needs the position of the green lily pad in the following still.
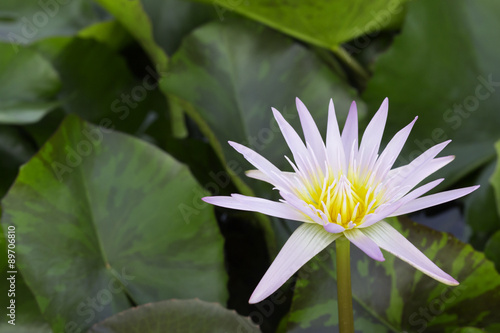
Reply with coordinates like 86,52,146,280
90,0,189,138
491,141,500,218
161,19,365,197
0,126,37,198
363,0,500,187
0,0,99,46
485,230,500,273
0,226,52,333
286,217,500,332
465,159,500,249
1,115,227,332
0,43,60,124
32,36,167,135
92,0,167,71
191,0,408,49
451,328,487,333
88,299,260,333
141,0,216,56
78,20,133,52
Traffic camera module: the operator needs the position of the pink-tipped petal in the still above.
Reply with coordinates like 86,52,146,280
397,156,454,194
326,99,346,173
245,169,272,183
249,224,340,303
296,98,326,162
359,98,388,168
323,223,346,234
387,140,451,187
341,101,359,161
272,108,310,171
202,194,311,223
375,117,417,178
389,185,480,216
361,221,459,285
344,228,385,261
245,169,296,184
360,178,445,228
229,141,278,173
228,141,289,190
326,99,342,150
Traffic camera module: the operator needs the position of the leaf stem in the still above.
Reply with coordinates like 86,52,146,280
336,237,354,333
331,46,370,82
312,46,348,81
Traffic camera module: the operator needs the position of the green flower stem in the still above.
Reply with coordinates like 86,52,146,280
336,236,354,333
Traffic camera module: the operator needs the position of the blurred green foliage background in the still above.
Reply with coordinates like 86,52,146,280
0,0,500,332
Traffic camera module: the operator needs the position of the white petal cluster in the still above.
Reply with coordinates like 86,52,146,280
204,98,478,304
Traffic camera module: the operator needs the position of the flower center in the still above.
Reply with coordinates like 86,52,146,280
299,172,383,229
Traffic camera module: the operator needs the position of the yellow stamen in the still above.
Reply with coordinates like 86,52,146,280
298,169,384,228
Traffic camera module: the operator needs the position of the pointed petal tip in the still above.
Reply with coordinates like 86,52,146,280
377,97,388,110
436,155,455,164
364,221,461,287
440,139,452,148
202,196,220,205
295,97,309,114
228,141,246,153
362,245,385,262
444,155,456,163
425,140,453,156
439,274,459,286
461,184,480,195
390,183,482,217
271,107,282,119
328,99,335,116
228,141,244,154
431,271,459,286
347,101,358,117
249,288,268,304
248,293,260,304
328,99,335,113
379,98,389,114
402,116,418,130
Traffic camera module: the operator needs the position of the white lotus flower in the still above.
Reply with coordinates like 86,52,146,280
203,98,478,304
